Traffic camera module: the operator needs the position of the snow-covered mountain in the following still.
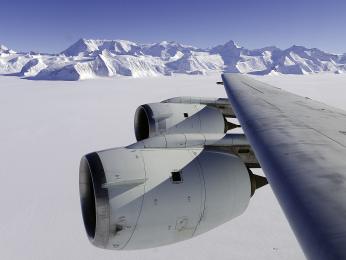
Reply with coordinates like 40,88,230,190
0,44,15,55
1,39,346,80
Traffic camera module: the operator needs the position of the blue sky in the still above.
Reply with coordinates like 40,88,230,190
1,0,345,53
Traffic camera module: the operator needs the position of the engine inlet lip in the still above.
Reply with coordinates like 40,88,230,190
79,152,110,248
134,104,155,141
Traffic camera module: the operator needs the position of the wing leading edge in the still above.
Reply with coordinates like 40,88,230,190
222,73,346,260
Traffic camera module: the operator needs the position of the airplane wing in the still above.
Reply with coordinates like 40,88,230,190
222,73,346,260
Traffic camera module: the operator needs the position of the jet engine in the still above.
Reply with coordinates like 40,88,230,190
80,148,253,250
134,103,237,141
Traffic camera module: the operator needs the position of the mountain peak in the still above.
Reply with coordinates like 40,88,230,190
159,40,176,45
0,44,9,51
0,44,15,54
62,38,142,56
223,40,241,48
210,40,243,56
61,38,99,56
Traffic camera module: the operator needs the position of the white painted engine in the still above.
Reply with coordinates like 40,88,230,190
134,103,228,141
79,148,252,250
162,96,235,117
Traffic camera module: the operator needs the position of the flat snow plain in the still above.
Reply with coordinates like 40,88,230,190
2,73,346,260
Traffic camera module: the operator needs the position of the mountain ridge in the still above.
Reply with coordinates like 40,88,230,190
1,39,346,80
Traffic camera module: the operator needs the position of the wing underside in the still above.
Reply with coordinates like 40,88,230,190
222,73,346,260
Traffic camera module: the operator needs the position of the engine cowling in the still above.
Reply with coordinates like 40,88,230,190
162,96,235,117
79,148,252,250
134,103,228,141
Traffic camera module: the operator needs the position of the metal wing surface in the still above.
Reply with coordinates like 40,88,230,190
222,73,346,260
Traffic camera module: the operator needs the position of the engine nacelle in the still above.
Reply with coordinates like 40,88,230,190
134,103,228,141
79,148,252,250
162,96,235,117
